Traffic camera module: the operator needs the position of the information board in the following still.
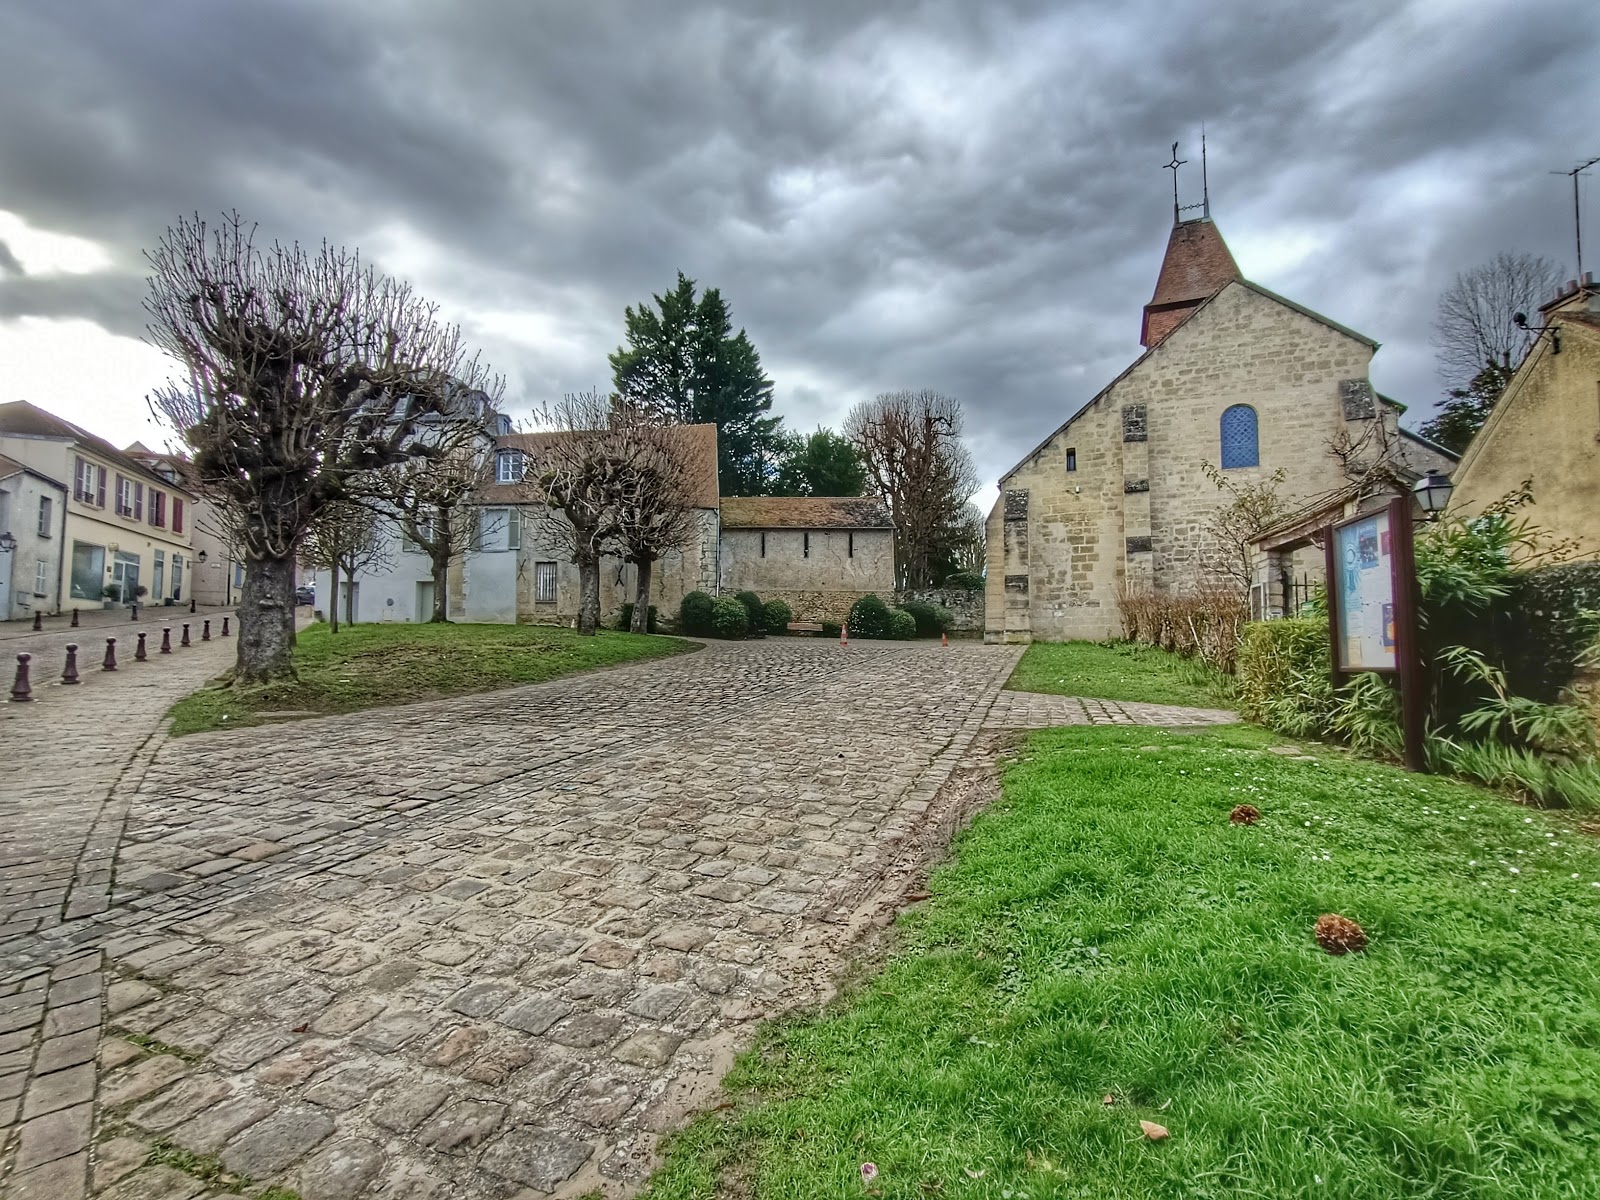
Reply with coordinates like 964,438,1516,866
1332,507,1397,671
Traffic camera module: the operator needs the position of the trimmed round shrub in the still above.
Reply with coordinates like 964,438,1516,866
735,590,766,634
763,598,793,634
679,590,714,636
888,608,917,640
899,600,954,638
942,570,984,592
846,593,894,639
710,596,750,639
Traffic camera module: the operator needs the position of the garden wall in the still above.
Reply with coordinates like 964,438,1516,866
897,587,985,633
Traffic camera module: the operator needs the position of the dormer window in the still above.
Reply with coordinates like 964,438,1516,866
496,451,525,483
496,414,513,436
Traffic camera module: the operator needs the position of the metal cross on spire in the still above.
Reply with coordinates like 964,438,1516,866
1165,142,1187,226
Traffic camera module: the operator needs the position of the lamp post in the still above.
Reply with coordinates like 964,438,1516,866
0,532,15,621
1412,471,1453,520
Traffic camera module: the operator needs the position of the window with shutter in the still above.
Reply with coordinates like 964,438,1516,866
534,561,558,603
34,560,49,596
507,507,521,551
37,496,52,537
116,475,132,517
94,465,104,508
172,498,185,533
134,482,144,521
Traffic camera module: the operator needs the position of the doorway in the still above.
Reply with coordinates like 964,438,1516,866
112,552,141,603
416,580,434,623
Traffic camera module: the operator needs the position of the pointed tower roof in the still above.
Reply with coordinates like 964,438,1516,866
1139,217,1241,349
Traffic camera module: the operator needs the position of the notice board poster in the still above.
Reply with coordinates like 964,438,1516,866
1333,508,1397,671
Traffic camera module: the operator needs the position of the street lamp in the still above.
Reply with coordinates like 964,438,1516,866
197,550,208,563
0,532,16,553
1412,471,1453,519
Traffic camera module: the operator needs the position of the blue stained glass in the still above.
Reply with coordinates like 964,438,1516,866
1220,404,1259,468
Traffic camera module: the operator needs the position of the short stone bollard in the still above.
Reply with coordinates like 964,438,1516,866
131,604,139,621
62,644,80,685
32,610,42,631
136,632,148,662
160,627,172,654
181,623,192,648
102,638,118,672
70,608,79,628
189,597,197,614
10,653,32,702
221,616,231,637
202,619,211,641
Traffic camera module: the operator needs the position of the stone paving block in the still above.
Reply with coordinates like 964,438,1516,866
221,1106,336,1178
444,980,518,1018
15,1100,93,1171
498,994,571,1036
165,1095,275,1155
297,1136,386,1200
478,1126,594,1191
97,1163,206,1200
414,1097,505,1154
7,1149,88,1199
126,1072,234,1132
40,997,100,1038
22,1061,95,1118
92,1134,152,1191
371,1081,450,1133
100,1055,190,1110
613,1029,684,1068
34,1029,99,1074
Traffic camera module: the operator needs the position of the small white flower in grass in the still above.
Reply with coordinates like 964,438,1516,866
1469,860,1478,867
1573,874,1581,880
1525,818,1534,824
1510,888,1518,893
1509,867,1520,875
1592,882,1600,889
861,1163,878,1184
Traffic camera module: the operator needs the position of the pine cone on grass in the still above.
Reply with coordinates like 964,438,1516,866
1313,913,1367,955
1229,804,1261,825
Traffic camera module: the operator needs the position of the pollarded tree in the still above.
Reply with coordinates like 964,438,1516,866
611,416,706,633
146,212,498,684
299,500,390,633
845,390,980,589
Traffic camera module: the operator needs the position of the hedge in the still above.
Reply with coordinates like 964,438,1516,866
710,596,750,639
763,598,793,634
899,599,953,638
1498,562,1600,701
734,591,766,635
1236,618,1337,738
679,590,714,636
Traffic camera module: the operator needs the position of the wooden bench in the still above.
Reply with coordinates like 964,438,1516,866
787,621,824,636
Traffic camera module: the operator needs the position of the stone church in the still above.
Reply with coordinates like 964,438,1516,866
984,212,1456,643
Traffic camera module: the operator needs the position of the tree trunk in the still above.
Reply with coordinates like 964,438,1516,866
343,566,357,629
431,550,449,622
577,554,601,636
631,557,653,633
329,554,342,635
235,554,297,686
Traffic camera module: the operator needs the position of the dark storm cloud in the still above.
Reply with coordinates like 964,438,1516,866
1,0,1596,490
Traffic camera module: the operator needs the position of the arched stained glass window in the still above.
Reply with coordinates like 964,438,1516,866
1219,405,1259,469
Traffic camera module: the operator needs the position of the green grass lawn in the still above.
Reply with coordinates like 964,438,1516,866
166,621,692,736
1007,639,1231,708
644,724,1600,1199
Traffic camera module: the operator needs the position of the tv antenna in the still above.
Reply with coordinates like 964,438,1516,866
1169,130,1213,224
1551,155,1599,282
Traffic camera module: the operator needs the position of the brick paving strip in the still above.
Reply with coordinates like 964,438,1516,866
0,639,1236,1199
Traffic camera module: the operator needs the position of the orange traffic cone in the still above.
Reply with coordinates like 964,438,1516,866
840,624,849,647
941,631,949,648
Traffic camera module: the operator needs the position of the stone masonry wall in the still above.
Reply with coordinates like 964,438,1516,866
897,586,985,633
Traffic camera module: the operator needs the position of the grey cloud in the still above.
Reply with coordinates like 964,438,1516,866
1,0,1596,491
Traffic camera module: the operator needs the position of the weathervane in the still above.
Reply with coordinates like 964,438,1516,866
1166,129,1213,225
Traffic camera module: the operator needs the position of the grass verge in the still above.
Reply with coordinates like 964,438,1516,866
643,724,1600,1199
1007,639,1231,707
166,621,692,736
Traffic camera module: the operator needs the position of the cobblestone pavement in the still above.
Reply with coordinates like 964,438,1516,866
985,689,1238,729
1,638,1237,1200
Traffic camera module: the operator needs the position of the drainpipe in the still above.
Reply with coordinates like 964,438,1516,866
55,486,67,615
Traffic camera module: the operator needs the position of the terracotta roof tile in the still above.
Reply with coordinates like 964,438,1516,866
0,400,195,494
719,495,891,529
1141,218,1241,348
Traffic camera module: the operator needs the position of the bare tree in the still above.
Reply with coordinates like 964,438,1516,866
844,390,980,589
145,212,498,684
371,436,496,622
1432,252,1563,388
522,391,631,636
611,417,705,633
1199,463,1289,594
300,501,390,633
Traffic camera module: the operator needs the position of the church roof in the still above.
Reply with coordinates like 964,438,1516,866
719,495,892,530
1140,218,1241,348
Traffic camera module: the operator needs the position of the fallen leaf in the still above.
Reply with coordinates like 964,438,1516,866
963,1168,986,1179
1102,1094,1115,1106
1139,1120,1169,1141
291,1022,309,1033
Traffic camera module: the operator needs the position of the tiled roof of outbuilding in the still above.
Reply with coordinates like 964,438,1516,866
475,423,721,509
719,495,892,530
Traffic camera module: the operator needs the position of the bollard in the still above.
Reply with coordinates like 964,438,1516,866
70,608,79,628
160,627,172,654
221,616,231,637
181,623,192,648
32,610,42,631
10,653,32,702
202,619,211,641
941,631,949,648
840,623,849,647
131,604,139,621
62,644,80,685
190,597,196,614
136,632,148,662
102,638,118,672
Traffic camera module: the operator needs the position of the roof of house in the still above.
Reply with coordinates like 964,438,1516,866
719,495,892,530
0,451,69,494
475,422,721,509
0,401,195,495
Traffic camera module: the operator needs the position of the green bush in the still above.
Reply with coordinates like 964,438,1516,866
1498,562,1600,701
821,620,843,640
941,570,984,591
898,600,953,638
888,608,917,640
615,603,658,633
1236,619,1337,738
679,590,714,636
763,598,793,634
710,596,750,639
734,590,766,634
846,594,894,639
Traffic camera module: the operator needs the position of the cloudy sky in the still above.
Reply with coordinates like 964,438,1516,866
1,0,1595,507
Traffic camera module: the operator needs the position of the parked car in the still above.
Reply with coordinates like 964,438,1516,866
295,586,315,606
